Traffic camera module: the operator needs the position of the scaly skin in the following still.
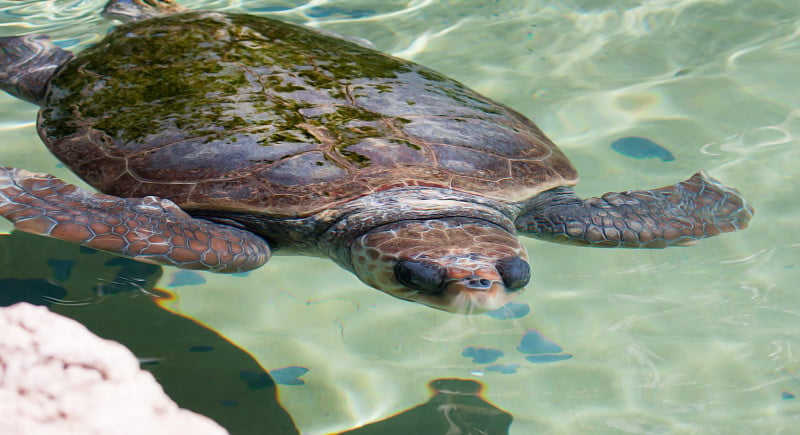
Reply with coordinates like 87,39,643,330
0,168,270,272
516,171,754,247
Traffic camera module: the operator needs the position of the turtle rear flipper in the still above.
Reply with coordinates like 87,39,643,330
0,168,271,272
102,0,187,22
517,171,754,248
0,35,73,105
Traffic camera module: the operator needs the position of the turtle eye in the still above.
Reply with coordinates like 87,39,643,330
496,257,530,291
394,260,446,293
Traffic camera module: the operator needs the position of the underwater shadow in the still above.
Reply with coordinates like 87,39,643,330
338,378,512,435
0,231,298,435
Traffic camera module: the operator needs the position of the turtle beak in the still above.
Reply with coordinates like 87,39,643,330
456,276,498,291
445,275,503,292
443,264,505,292
438,273,514,314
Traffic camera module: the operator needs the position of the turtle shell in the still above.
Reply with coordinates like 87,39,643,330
39,11,578,218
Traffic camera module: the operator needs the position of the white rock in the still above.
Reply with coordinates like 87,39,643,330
0,302,228,435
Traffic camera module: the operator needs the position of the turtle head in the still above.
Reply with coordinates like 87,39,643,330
350,218,530,313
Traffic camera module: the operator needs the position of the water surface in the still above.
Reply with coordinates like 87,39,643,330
1,0,798,433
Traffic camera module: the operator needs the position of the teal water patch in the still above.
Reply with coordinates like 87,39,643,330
611,136,675,161
485,363,520,374
484,302,530,319
525,354,572,363
462,346,504,364
53,38,80,48
47,258,75,281
269,366,310,386
517,330,563,354
168,270,207,287
517,330,573,363
782,391,795,400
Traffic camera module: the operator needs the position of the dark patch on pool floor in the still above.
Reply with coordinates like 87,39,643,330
240,371,276,390
168,270,207,287
269,366,310,386
611,136,675,161
517,330,573,363
0,278,67,307
485,363,520,374
47,258,76,281
525,354,573,363
462,346,504,364
517,330,563,354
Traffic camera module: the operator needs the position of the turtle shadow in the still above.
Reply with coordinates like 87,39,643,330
0,231,298,435
0,232,517,434
338,378,513,435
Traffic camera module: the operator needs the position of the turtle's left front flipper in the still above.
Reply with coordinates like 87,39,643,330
516,171,753,248
0,167,271,272
0,35,73,105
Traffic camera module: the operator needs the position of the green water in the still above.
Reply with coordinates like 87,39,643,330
1,0,798,433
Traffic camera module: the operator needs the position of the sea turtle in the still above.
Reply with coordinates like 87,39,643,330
0,0,752,313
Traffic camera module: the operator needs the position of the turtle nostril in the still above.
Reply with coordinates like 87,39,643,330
463,277,493,290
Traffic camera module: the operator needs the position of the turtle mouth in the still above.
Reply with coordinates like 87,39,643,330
443,277,502,292
411,280,515,314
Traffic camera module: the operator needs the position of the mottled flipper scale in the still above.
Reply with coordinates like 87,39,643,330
517,171,753,247
0,167,271,272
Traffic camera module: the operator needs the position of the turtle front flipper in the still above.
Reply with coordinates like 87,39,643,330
0,168,271,272
102,0,187,22
516,171,753,248
0,35,73,105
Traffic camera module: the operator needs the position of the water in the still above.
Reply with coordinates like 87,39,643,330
1,0,798,433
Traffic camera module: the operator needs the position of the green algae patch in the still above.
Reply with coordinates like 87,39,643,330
41,11,411,153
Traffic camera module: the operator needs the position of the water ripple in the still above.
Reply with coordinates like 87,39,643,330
0,120,35,131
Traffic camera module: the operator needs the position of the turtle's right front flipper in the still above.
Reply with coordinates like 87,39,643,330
517,171,753,248
0,168,271,272
0,35,73,105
